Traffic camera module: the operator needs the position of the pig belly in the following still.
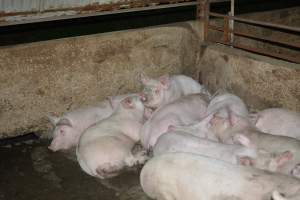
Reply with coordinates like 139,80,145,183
141,153,300,200
77,135,134,178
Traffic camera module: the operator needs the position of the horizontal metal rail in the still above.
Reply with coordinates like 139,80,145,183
211,38,300,64
209,11,300,33
0,1,198,27
208,24,300,49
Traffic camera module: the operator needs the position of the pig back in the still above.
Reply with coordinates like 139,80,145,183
140,153,300,200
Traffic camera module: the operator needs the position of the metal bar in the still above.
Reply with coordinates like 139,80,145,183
0,1,198,27
203,0,210,41
209,11,300,33
223,16,230,44
210,38,300,64
208,24,300,49
229,0,234,44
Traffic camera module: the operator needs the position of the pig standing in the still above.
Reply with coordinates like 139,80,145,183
140,94,208,149
250,108,300,140
48,94,134,151
140,153,300,200
139,73,210,109
76,95,147,178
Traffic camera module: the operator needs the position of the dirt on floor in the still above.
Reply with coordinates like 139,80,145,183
0,138,150,200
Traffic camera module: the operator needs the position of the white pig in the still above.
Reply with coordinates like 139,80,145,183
250,108,300,140
140,93,208,149
208,110,300,178
140,153,300,200
76,95,147,179
153,131,257,164
48,94,134,151
138,73,210,109
154,130,293,173
206,92,249,117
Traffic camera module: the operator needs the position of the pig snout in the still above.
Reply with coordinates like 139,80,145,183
139,93,147,102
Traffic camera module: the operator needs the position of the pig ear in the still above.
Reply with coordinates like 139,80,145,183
48,115,60,125
275,151,293,168
56,118,73,127
122,97,134,109
139,73,150,85
237,156,255,166
159,74,170,89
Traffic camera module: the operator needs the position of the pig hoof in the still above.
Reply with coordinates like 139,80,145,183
272,190,287,200
291,163,300,179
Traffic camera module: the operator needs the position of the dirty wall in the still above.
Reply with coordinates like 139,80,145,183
0,23,200,138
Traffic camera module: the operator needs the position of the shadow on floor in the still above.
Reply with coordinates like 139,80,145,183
0,139,149,200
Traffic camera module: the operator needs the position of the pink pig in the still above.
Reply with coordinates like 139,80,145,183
138,73,210,109
76,95,147,179
250,108,300,140
48,94,134,151
140,93,208,149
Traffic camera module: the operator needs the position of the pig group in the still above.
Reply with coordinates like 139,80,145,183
47,73,300,200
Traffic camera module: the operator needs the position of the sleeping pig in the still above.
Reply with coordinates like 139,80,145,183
140,93,208,149
48,94,134,151
76,95,147,179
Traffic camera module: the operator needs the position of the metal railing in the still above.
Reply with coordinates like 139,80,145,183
197,0,300,64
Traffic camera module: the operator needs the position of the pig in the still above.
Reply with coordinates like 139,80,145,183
140,93,209,149
207,110,300,178
48,94,134,151
138,73,210,109
76,95,147,179
272,190,300,200
250,108,300,140
140,153,300,200
206,92,249,117
154,130,293,173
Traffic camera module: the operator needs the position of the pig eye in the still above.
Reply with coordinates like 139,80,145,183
60,129,65,136
155,89,160,94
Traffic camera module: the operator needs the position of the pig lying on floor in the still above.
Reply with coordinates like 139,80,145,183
76,95,147,179
48,94,134,151
140,93,209,149
153,130,292,173
140,153,300,200
250,108,300,140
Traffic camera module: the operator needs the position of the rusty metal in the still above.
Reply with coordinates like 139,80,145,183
208,24,300,49
210,39,300,64
202,0,210,42
223,16,230,44
0,1,198,26
209,11,300,33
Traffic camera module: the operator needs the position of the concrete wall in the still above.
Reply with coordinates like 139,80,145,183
197,44,300,112
0,23,201,138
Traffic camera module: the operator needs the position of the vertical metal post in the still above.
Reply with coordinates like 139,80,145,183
229,0,235,46
224,16,230,44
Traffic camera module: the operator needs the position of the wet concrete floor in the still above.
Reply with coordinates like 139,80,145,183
0,139,149,200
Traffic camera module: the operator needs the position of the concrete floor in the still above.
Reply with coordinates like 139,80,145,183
0,139,149,200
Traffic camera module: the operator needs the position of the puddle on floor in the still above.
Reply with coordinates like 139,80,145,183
0,139,149,200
